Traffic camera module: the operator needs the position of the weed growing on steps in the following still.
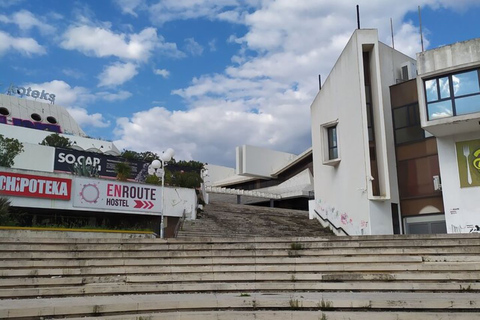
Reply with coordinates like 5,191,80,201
290,274,297,282
320,313,328,320
318,298,333,310
289,296,302,310
290,242,304,250
240,293,251,297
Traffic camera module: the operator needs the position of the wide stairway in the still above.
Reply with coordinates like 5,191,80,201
1,233,480,319
178,201,333,238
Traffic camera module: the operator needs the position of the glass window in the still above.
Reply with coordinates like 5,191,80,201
395,126,425,144
455,95,480,116
428,100,453,120
327,126,338,160
439,77,451,99
425,79,438,102
453,70,480,97
394,107,408,129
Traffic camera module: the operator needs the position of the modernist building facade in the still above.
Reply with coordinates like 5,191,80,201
310,29,480,235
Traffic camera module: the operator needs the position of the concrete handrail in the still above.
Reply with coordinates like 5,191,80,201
174,210,186,238
313,209,349,236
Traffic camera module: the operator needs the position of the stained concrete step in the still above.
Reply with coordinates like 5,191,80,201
0,255,427,268
3,247,480,260
2,281,480,299
1,292,479,319
2,262,480,278
54,311,480,320
1,238,479,252
2,271,479,288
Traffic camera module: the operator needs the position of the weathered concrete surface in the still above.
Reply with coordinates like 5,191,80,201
179,201,332,238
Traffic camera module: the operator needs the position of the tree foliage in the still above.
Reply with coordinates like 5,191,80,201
0,135,24,167
121,150,158,162
115,162,132,181
40,133,72,148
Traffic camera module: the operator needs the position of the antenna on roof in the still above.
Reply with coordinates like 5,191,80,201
390,18,395,49
356,5,360,29
318,74,322,91
418,6,424,52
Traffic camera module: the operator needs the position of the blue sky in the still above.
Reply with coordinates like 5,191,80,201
1,0,479,167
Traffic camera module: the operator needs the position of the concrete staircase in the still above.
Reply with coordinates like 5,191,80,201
178,201,332,238
0,232,480,319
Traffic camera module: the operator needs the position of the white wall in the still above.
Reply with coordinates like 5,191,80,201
310,29,416,235
236,145,296,178
437,132,480,233
12,142,54,172
204,164,236,186
310,30,371,235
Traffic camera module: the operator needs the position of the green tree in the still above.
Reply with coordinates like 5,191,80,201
0,135,24,167
115,162,132,181
40,133,72,148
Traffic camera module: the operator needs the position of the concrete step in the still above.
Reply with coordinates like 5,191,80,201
54,311,480,320
2,281,480,299
1,292,479,318
2,271,478,288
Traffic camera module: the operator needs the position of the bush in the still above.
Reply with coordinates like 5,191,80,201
40,133,72,148
0,135,24,167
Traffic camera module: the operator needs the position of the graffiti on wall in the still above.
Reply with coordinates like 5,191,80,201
314,199,369,235
456,139,480,188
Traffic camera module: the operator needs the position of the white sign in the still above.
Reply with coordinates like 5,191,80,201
73,177,161,215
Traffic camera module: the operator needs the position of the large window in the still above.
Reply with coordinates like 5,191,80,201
425,68,480,120
393,103,425,144
321,121,340,166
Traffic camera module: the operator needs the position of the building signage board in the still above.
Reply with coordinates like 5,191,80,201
54,147,147,180
0,115,62,133
7,83,56,104
456,139,480,188
73,177,161,215
0,171,71,200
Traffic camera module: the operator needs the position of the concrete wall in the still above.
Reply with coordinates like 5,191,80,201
310,30,370,236
13,142,55,173
416,37,480,233
436,132,480,233
204,164,236,186
236,145,296,178
310,29,416,235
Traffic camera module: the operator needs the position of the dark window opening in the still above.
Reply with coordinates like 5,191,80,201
327,126,338,160
31,113,42,122
0,107,9,116
46,116,58,124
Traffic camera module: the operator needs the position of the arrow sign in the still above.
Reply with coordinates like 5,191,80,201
134,200,155,209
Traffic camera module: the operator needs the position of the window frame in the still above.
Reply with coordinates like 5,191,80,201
424,67,480,121
321,120,340,166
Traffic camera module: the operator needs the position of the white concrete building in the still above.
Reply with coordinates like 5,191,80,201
309,29,417,235
417,38,480,234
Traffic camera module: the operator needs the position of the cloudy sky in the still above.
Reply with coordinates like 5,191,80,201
1,0,479,166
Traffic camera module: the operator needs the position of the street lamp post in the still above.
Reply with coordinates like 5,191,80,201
149,148,175,239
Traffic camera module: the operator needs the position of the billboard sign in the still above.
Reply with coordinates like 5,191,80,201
54,147,147,180
73,177,161,215
0,171,71,200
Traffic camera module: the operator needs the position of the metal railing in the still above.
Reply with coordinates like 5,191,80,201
313,209,349,236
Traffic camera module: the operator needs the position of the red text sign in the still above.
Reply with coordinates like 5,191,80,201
0,171,72,200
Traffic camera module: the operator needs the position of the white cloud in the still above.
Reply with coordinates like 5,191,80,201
114,0,145,17
154,68,170,78
98,62,138,87
8,10,55,35
96,90,132,101
208,39,217,52
60,25,183,61
184,37,204,56
20,80,110,129
67,107,111,128
0,30,46,56
114,0,480,166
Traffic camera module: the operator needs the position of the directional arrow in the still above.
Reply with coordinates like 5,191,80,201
134,200,155,209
